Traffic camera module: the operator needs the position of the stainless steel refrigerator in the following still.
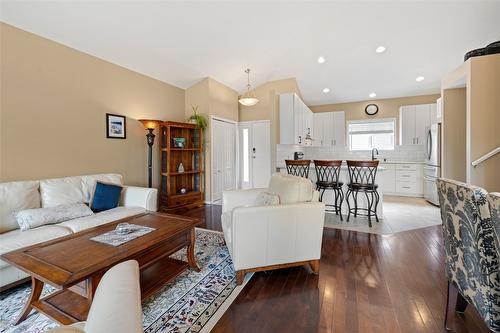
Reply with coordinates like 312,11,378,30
424,123,441,205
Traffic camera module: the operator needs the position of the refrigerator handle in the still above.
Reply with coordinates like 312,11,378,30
426,129,432,161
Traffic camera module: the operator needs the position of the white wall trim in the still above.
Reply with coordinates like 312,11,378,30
210,115,238,125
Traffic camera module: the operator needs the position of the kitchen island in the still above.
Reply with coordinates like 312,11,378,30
278,163,386,219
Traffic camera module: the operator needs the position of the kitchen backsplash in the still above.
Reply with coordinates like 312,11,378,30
276,144,426,168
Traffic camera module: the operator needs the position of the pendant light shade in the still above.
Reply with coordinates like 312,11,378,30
238,68,259,106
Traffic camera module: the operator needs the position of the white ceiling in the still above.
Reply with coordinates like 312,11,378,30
1,1,499,105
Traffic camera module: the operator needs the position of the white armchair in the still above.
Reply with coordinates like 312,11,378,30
47,260,143,333
222,173,325,284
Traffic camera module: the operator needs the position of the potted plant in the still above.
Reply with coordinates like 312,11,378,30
186,106,207,129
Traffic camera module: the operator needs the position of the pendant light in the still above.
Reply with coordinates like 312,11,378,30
238,68,259,106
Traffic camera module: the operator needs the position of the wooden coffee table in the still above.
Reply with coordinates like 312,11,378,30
1,212,200,325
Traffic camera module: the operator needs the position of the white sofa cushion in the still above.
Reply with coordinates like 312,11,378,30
81,174,123,203
0,180,40,233
15,203,94,231
40,174,123,208
268,173,313,204
0,225,72,269
59,206,146,233
40,176,85,208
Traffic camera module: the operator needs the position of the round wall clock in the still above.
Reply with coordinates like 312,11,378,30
365,104,379,116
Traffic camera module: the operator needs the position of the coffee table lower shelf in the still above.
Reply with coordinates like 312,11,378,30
33,257,189,325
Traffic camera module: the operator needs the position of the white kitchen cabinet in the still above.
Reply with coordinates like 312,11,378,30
400,105,416,145
303,105,313,142
312,112,327,146
333,111,345,147
415,104,431,145
380,163,423,197
279,93,313,145
311,111,345,148
377,163,396,194
399,103,434,146
322,113,334,146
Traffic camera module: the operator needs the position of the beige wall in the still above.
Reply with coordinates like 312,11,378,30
310,94,440,145
0,23,185,187
441,54,500,191
239,78,302,122
185,77,238,201
442,88,467,182
469,54,500,191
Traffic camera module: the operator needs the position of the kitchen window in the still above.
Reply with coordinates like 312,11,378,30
348,118,395,151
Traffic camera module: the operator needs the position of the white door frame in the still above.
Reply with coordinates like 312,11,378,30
210,115,239,204
238,120,271,189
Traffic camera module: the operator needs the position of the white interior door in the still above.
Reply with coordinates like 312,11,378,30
252,122,271,188
239,121,271,189
211,118,237,202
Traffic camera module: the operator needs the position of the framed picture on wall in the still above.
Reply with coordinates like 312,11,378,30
106,113,126,139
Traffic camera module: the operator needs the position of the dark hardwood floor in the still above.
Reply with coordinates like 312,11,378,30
180,205,490,333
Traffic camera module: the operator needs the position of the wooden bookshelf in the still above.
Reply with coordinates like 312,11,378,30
158,121,204,212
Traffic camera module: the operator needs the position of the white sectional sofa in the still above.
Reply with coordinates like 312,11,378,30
0,173,157,289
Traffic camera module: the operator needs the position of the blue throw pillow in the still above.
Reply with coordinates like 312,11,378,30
90,181,123,213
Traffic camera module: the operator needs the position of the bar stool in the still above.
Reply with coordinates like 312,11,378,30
345,160,380,227
314,160,344,221
285,160,311,178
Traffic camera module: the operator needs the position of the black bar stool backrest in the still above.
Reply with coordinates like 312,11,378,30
314,160,342,184
285,160,311,178
346,160,379,186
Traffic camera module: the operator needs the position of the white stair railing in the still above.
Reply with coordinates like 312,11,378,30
472,146,500,167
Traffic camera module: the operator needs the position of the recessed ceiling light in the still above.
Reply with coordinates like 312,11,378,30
375,46,386,54
323,88,330,93
416,76,425,82
317,56,326,64
369,92,377,98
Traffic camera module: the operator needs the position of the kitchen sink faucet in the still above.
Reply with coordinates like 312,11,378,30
371,148,379,161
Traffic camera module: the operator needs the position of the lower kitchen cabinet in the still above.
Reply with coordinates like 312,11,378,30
380,163,423,197
377,163,396,193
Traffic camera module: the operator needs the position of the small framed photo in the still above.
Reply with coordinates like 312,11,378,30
106,113,126,139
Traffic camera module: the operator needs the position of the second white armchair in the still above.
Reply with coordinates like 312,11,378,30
222,173,326,284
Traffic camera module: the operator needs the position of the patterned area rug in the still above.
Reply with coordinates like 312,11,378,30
0,228,248,333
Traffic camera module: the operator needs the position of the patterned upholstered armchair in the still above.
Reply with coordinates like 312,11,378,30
489,193,500,264
437,178,500,332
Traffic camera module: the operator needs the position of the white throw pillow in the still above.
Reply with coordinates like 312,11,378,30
0,180,40,233
254,192,280,206
15,203,94,231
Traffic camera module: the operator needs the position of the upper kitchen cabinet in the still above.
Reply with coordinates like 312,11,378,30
279,93,313,145
312,111,345,148
399,103,435,146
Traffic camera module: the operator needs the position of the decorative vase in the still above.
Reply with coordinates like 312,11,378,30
178,162,185,173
